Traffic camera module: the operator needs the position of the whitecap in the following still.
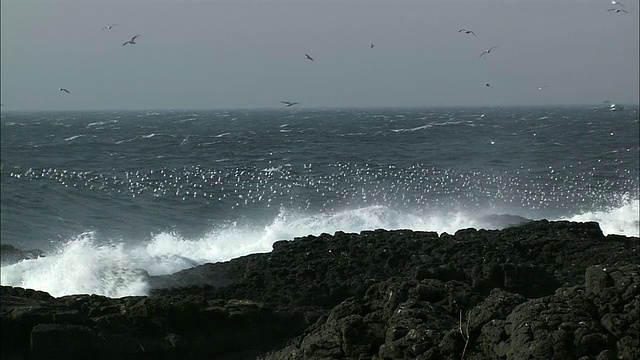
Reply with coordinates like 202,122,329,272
63,135,85,141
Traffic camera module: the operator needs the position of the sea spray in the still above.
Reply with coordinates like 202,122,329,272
0,205,488,297
0,232,149,298
560,195,639,237
2,199,638,298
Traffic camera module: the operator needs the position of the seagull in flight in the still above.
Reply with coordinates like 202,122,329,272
102,24,118,30
459,28,475,36
479,46,499,58
370,44,375,49
304,53,314,61
538,85,549,91
281,101,299,107
608,8,629,13
611,1,626,8
122,34,140,46
59,88,71,94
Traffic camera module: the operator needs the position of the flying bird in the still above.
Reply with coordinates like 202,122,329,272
459,28,475,36
304,53,314,61
607,8,629,13
479,46,499,58
122,34,140,46
102,24,118,30
538,85,549,91
59,88,71,94
370,44,375,49
485,83,490,87
281,101,299,107
611,1,626,8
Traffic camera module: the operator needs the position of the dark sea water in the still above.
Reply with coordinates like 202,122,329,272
1,106,638,297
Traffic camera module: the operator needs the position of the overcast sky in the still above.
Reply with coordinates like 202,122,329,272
1,0,638,111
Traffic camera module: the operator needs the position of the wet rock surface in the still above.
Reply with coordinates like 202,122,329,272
1,220,638,359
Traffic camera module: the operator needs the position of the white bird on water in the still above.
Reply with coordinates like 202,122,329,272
122,34,140,46
59,88,71,94
479,46,499,58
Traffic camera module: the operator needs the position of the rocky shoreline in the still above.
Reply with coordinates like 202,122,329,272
1,220,638,359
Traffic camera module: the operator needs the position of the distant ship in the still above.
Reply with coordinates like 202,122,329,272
601,101,624,111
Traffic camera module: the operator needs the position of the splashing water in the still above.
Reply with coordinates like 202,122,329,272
3,197,637,298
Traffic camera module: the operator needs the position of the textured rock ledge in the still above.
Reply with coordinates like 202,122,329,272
1,220,638,359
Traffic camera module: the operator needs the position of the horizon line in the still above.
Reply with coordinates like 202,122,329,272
2,103,639,114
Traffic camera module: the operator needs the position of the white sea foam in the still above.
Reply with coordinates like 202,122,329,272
1,201,638,298
558,195,639,237
86,120,118,128
62,134,85,141
0,233,150,298
0,206,477,297
391,124,431,133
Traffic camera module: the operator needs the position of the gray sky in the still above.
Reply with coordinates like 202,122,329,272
1,0,638,111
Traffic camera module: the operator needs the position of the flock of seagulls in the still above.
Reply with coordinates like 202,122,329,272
456,28,498,87
34,0,631,108
55,30,142,96
286,28,503,106
457,28,499,60
12,160,632,212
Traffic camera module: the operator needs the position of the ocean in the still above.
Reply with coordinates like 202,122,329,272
1,106,638,298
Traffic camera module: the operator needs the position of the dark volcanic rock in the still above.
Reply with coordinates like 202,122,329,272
1,220,638,359
477,213,534,229
1,286,318,360
0,244,45,266
260,264,638,360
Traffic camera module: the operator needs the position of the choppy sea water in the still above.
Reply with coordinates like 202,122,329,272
1,106,638,297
